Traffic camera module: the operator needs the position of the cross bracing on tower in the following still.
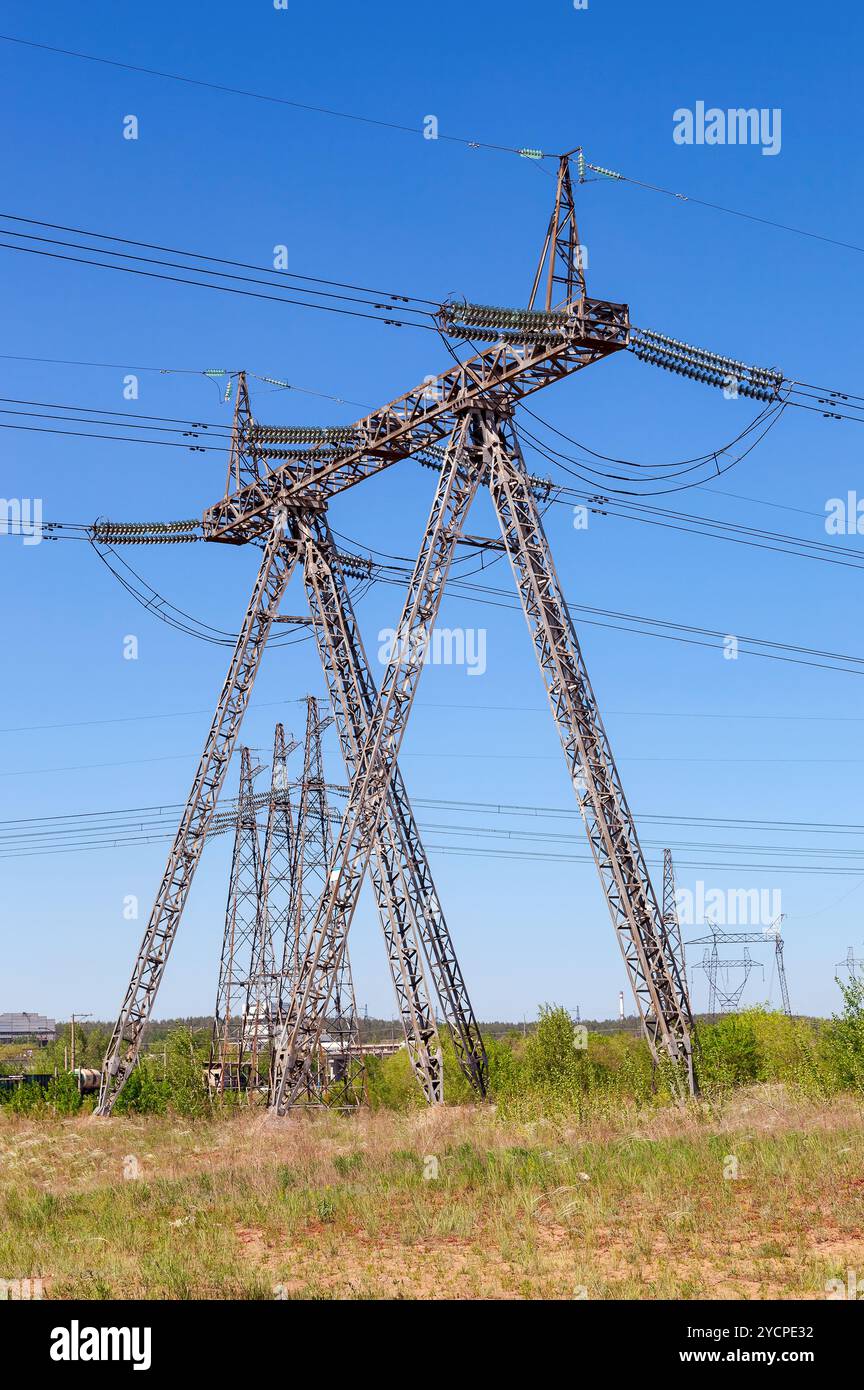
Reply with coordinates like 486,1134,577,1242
97,152,698,1115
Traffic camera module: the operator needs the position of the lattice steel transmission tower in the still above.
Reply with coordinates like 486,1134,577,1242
98,150,698,1114
837,946,863,983
697,944,760,1017
688,921,790,1017
284,696,364,1107
258,723,298,1026
209,747,265,1092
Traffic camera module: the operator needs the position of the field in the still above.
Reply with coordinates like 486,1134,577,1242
2,1085,863,1300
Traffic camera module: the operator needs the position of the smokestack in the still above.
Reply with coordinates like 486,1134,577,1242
618,990,625,1022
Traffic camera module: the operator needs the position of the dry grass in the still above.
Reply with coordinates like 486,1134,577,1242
1,1085,863,1299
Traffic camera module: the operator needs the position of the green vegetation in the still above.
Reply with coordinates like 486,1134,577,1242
1,1082,862,1299
4,980,864,1119
2,985,864,1299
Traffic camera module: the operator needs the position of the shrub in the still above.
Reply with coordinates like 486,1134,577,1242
45,1071,82,1115
695,1013,762,1093
821,977,864,1095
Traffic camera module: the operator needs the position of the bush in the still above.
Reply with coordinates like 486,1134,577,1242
695,1013,762,1092
114,1029,210,1116
821,977,864,1095
112,1060,168,1115
4,1081,46,1115
365,1048,423,1110
45,1071,82,1115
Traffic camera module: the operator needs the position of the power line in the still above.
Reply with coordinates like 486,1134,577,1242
0,234,435,330
2,697,862,740
2,787,863,869
0,211,439,307
0,355,370,409
3,29,859,266
6,514,863,676
584,157,864,258
0,34,545,160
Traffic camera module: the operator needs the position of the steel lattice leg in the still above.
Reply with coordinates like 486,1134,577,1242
295,696,365,1106
270,411,486,1113
484,417,697,1098
97,520,298,1114
301,512,488,1099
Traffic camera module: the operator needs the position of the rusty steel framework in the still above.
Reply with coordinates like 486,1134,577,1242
97,152,698,1115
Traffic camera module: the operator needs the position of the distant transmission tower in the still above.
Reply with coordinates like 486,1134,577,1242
694,922,783,1023
698,944,761,1017
277,697,364,1107
247,723,299,1081
210,747,263,1093
837,946,864,983
257,723,298,1024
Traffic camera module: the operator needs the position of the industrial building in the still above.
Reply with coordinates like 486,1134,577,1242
0,1012,57,1045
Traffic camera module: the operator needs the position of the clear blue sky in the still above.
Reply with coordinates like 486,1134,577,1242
2,0,862,1026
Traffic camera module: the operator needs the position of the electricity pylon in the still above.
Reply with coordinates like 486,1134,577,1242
270,405,696,1112
285,696,363,1107
837,946,863,983
209,747,264,1092
98,151,696,1113
688,920,788,1017
697,945,761,1016
258,723,299,1025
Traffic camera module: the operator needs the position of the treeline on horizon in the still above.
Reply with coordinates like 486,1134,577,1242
2,979,863,1119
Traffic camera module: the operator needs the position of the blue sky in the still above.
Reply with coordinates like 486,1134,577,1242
2,0,863,1026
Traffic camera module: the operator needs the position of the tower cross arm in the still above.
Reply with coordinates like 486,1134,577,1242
201,297,629,543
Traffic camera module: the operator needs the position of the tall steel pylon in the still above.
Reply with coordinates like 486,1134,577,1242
209,746,264,1092
698,944,761,1016
284,695,364,1106
269,404,696,1112
244,721,301,1081
98,519,296,1113
258,723,298,1024
99,150,696,1113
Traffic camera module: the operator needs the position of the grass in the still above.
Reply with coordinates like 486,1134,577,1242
2,1084,863,1299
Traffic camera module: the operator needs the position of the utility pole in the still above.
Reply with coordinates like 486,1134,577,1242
70,1013,92,1073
